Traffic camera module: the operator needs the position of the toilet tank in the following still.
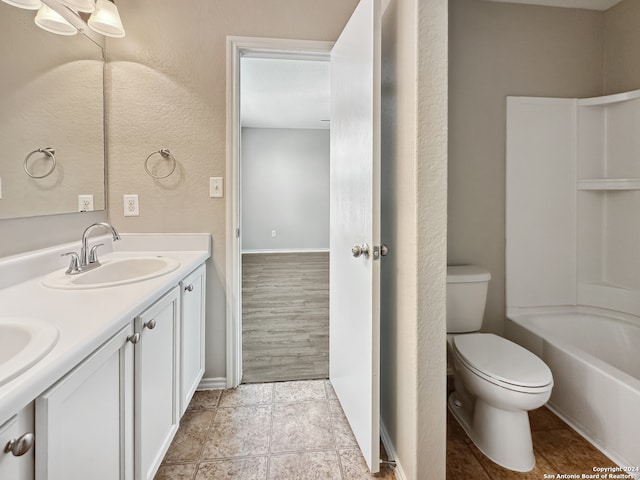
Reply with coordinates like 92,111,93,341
447,266,491,333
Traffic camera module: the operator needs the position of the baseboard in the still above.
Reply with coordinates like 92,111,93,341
380,419,407,480
242,248,329,254
197,377,227,390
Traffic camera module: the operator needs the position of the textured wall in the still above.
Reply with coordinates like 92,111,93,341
380,0,447,477
448,0,604,335
241,128,329,252
105,0,359,379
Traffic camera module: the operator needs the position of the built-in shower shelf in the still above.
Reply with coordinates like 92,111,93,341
577,178,640,190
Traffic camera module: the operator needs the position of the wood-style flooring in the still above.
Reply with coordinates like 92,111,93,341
242,252,329,384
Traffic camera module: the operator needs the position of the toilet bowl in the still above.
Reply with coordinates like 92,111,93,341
446,266,554,472
448,333,553,471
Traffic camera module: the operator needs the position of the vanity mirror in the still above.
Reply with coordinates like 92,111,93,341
0,0,105,220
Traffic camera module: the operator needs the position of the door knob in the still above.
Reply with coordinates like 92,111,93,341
352,243,370,258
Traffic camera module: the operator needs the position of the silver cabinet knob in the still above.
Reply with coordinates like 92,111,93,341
185,284,194,292
127,333,140,344
352,243,370,258
5,433,34,457
143,319,156,330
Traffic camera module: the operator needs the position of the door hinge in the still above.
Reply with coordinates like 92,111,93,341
236,228,240,238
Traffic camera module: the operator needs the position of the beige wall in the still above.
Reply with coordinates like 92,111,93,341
604,0,640,94
380,0,447,477
105,0,359,381
416,0,448,476
448,0,604,334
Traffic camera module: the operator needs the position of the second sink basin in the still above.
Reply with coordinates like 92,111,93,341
42,256,180,290
0,317,59,387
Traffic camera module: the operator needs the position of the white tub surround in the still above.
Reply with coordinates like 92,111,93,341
507,90,640,476
507,90,640,316
0,233,210,426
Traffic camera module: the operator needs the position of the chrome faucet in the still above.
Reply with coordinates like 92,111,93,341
62,222,121,275
80,222,120,267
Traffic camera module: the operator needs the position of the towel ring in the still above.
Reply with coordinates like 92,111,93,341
145,148,176,179
24,147,56,179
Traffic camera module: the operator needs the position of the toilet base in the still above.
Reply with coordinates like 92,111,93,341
448,391,535,472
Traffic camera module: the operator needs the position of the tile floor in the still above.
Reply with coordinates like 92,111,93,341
155,380,396,480
447,402,623,479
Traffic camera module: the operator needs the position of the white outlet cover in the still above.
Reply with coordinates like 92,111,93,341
123,194,139,216
78,194,94,212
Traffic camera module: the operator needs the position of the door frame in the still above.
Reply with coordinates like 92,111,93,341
225,36,333,388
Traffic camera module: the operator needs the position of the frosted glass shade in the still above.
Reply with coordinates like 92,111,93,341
88,0,124,38
35,4,78,35
1,0,42,10
60,0,95,13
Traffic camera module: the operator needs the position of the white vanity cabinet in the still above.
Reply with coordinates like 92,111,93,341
35,324,135,480
7,258,205,480
0,403,35,480
179,264,206,415
134,286,180,480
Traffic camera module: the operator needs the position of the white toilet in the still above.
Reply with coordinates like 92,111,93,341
447,265,553,472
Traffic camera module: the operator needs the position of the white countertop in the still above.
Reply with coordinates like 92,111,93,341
0,233,211,426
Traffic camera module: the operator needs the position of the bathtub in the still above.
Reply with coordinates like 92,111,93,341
506,307,640,477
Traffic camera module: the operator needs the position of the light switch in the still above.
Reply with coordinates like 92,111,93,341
210,177,223,198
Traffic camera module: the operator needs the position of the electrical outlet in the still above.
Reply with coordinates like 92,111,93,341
78,194,94,212
271,230,277,238
209,177,223,198
123,194,139,217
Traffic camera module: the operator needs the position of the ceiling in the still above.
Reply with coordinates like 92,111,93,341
240,57,330,130
484,0,623,10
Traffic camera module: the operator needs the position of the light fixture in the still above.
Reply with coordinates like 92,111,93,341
88,0,124,38
1,0,42,10
59,0,94,13
34,3,78,35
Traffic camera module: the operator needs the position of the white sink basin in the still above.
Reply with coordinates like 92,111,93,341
0,317,59,387
42,256,180,290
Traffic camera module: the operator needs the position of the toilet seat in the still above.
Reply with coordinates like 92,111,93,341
452,333,553,393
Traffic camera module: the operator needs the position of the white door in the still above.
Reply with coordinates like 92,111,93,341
329,0,381,473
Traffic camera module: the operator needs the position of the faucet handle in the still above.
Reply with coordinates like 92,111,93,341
89,243,104,264
61,252,81,275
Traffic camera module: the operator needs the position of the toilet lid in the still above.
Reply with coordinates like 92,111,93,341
452,333,553,388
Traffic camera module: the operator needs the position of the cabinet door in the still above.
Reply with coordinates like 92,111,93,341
0,404,34,480
135,287,180,480
180,264,206,415
36,325,134,480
